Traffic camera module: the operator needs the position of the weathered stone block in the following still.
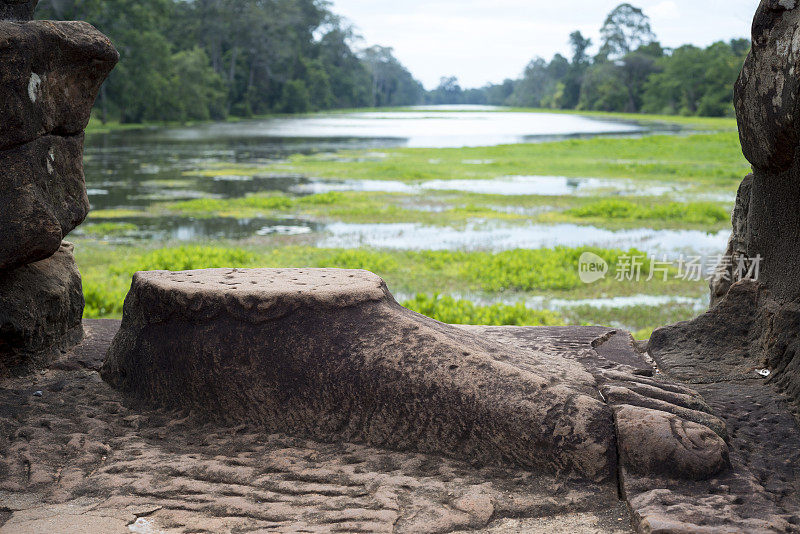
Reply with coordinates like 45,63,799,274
103,268,619,483
0,0,38,21
103,268,734,486
0,21,118,151
614,405,729,481
0,134,89,270
0,242,84,376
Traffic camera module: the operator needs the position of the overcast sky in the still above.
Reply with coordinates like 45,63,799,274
329,0,759,89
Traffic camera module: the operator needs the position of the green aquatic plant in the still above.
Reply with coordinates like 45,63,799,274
87,209,148,219
76,222,139,237
224,132,749,186
76,243,703,322
455,247,656,292
117,245,259,274
163,194,295,215
563,199,730,225
402,293,565,327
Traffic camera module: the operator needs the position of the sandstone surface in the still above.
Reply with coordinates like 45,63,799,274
2,321,638,533
0,135,89,271
0,0,37,21
0,21,118,151
0,21,117,270
0,9,117,373
683,0,800,412
103,268,733,494
103,268,619,483
0,319,794,532
0,243,83,376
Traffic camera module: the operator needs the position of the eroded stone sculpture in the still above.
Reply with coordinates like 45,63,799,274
661,0,800,408
0,0,37,21
103,268,730,487
0,1,118,374
0,19,118,270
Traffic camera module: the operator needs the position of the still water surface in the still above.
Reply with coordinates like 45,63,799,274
82,107,711,253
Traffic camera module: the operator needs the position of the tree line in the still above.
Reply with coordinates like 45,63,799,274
38,2,749,122
37,0,424,123
427,3,750,117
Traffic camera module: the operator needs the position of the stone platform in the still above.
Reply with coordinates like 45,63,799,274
2,320,633,533
1,315,798,532
2,313,799,531
2,268,794,532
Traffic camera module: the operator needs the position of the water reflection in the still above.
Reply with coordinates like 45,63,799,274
81,107,693,244
292,175,688,197
319,221,729,258
156,111,645,148
79,217,321,242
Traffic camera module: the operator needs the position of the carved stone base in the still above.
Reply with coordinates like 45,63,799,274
0,242,84,376
102,268,730,488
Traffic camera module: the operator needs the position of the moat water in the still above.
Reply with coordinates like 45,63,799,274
81,106,723,256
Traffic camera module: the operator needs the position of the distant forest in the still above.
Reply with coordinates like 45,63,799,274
37,1,749,123
37,0,424,123
430,3,750,117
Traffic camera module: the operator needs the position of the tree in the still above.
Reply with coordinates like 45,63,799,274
168,47,227,122
617,42,663,112
279,80,311,113
560,32,593,109
428,76,464,105
508,58,552,107
578,63,628,111
38,0,423,121
316,24,371,108
361,46,423,107
569,31,592,66
37,0,750,121
598,3,656,60
484,79,515,106
642,41,746,116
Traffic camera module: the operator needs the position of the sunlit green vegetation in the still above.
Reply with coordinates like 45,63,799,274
76,243,705,337
114,190,733,231
402,294,565,327
74,222,139,238
553,199,730,227
145,191,527,226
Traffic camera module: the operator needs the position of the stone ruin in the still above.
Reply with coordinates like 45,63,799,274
667,0,800,411
0,1,117,375
1,1,799,533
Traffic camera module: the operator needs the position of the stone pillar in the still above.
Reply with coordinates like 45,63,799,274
0,0,38,21
0,1,118,375
654,0,800,409
733,0,800,304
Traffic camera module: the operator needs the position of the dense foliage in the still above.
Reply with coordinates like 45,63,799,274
39,1,748,121
426,3,750,117
37,0,424,122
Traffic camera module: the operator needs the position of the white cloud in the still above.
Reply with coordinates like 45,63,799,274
648,1,680,20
